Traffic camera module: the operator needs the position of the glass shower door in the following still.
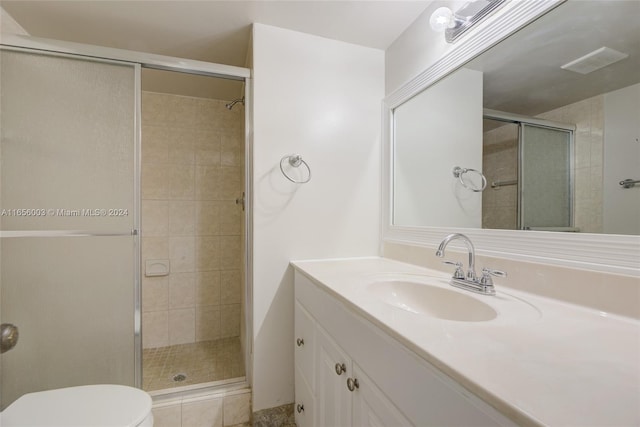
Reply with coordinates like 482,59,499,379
0,49,139,408
519,123,573,230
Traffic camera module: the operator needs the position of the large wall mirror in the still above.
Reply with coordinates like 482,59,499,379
384,0,640,274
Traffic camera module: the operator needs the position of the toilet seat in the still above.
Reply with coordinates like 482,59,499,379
1,384,153,427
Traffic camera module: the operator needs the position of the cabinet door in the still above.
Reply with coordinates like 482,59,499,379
351,363,413,427
295,365,316,427
295,301,316,388
316,326,352,427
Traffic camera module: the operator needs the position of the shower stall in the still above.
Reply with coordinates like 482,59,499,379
0,37,251,410
139,69,247,392
482,111,575,231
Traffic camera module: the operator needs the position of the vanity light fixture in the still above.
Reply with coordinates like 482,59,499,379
429,7,456,32
430,0,506,43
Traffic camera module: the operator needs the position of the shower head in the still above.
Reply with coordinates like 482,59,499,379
225,97,245,110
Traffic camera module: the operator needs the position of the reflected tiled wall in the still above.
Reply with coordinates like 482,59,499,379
482,95,604,232
537,95,604,233
141,92,244,348
482,122,518,229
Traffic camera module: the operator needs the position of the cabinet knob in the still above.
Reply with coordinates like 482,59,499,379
1,323,19,354
296,404,305,413
335,363,346,375
296,338,304,347
346,377,360,392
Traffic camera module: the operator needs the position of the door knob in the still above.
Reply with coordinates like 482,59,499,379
1,323,19,353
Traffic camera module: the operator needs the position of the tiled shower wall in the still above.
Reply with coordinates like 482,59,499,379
141,92,244,348
482,94,604,232
482,122,518,229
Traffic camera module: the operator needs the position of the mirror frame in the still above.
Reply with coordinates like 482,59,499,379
382,0,640,277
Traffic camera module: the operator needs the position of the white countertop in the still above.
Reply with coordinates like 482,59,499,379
291,257,640,426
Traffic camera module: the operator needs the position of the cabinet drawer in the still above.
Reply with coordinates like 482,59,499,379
295,365,316,427
295,300,316,389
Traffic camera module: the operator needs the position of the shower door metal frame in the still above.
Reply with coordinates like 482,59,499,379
0,34,250,81
518,122,575,231
483,109,576,231
0,34,254,393
0,45,143,389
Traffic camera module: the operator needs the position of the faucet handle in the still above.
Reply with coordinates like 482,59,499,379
443,261,465,279
480,268,507,286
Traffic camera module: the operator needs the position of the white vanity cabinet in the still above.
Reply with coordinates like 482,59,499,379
314,326,411,427
294,270,515,427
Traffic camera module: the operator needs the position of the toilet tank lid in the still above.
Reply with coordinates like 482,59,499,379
1,384,152,427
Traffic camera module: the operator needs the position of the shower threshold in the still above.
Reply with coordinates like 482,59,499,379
143,337,245,392
147,376,247,398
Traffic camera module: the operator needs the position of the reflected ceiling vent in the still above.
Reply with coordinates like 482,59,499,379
561,47,629,75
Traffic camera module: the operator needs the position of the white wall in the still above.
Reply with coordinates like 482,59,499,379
603,83,640,235
394,67,483,227
251,24,383,411
385,0,466,95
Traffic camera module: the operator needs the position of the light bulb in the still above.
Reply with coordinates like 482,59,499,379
429,7,454,32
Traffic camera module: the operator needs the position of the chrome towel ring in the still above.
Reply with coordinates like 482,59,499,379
619,178,639,189
452,166,487,192
280,154,311,184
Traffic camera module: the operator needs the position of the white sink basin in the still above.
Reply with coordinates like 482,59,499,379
367,279,497,322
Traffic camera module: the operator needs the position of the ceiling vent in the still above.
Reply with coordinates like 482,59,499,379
561,47,629,75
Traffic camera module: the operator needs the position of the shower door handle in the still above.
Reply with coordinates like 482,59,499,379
1,323,19,353
235,192,245,211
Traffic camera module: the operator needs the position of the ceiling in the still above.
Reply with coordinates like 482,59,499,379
1,1,431,100
5,0,635,114
466,0,640,120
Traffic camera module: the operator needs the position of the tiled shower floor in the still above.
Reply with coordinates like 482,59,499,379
143,337,245,391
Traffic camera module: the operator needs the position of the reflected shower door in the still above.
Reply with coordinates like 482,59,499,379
519,124,573,230
0,49,139,408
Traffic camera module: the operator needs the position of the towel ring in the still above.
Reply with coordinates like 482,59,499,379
452,166,487,192
280,154,311,184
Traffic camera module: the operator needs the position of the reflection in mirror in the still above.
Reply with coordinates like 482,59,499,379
482,113,575,231
392,0,640,235
394,68,483,228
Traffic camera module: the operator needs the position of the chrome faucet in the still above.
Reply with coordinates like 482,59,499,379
436,233,477,281
436,233,505,296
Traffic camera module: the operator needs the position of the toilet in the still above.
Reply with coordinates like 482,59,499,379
1,384,153,427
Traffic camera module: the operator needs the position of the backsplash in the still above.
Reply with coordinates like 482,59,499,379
383,241,639,320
